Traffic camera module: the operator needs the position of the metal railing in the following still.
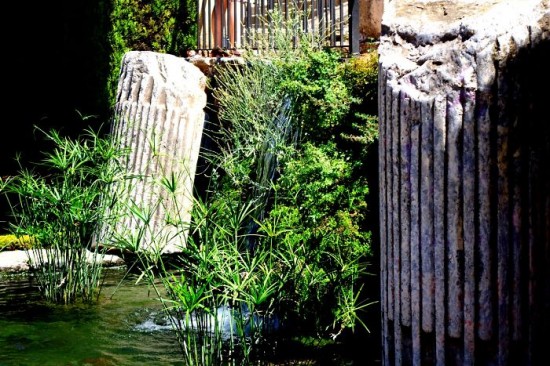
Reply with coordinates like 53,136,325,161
197,0,359,54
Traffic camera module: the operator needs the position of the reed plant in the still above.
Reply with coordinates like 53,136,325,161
118,147,372,364
209,5,377,339
0,126,129,303
102,129,281,363
106,6,378,364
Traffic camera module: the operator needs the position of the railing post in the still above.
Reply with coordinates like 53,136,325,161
197,0,359,52
348,0,360,54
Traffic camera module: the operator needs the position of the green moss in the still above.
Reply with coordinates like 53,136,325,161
0,235,35,251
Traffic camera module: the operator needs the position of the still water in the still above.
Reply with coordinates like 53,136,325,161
0,268,183,366
0,268,374,366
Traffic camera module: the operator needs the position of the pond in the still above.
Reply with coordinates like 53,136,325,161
0,268,183,366
0,267,379,366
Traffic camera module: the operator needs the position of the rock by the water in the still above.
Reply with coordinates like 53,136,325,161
0,250,125,273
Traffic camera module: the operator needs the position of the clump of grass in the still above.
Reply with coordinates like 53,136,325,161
122,175,285,365
0,125,130,304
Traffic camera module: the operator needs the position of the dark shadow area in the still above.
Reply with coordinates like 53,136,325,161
495,34,550,366
1,1,113,233
349,138,382,365
170,0,198,56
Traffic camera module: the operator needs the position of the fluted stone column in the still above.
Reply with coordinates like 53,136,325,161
378,1,549,365
106,51,207,254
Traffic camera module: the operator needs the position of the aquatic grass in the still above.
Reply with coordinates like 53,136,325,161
160,272,223,365
0,126,130,304
112,154,283,364
109,134,373,364
96,133,237,362
100,7,378,363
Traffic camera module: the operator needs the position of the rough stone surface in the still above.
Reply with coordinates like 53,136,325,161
186,54,246,77
187,54,216,76
360,0,384,39
379,0,549,365
97,51,207,254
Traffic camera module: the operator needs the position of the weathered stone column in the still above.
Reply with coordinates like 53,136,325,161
378,1,549,365
106,51,207,254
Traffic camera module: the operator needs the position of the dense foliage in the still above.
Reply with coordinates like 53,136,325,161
209,42,379,338
1,5,379,363
104,15,379,362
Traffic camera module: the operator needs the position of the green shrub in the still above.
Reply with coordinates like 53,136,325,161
209,6,379,337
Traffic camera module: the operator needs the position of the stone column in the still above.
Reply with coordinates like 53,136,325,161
378,1,549,365
106,51,207,254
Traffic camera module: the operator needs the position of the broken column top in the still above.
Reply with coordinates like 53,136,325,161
117,51,207,109
379,0,549,97
383,0,549,45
